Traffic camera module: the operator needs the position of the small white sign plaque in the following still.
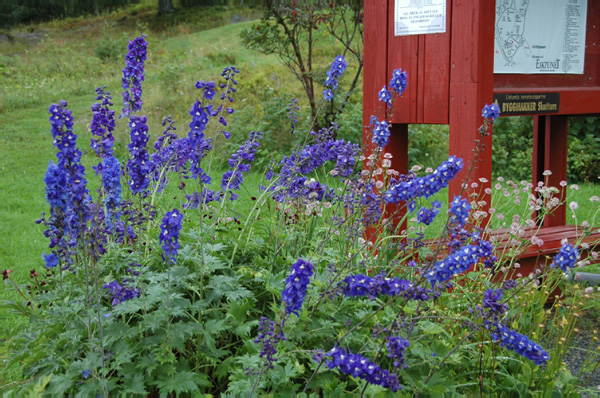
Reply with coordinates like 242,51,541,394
394,0,447,37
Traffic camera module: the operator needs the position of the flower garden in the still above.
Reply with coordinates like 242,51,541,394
1,6,600,396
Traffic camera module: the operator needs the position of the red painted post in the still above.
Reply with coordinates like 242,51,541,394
448,0,494,213
532,115,569,227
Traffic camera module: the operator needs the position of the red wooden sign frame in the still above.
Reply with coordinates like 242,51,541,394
364,0,600,233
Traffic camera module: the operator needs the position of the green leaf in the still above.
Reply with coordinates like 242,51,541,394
45,373,74,396
153,371,211,395
122,373,148,395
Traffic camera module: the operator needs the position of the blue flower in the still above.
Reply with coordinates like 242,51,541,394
481,103,500,122
102,155,122,232
340,273,437,301
195,80,216,100
491,323,550,365
90,86,116,158
323,89,334,101
221,131,263,200
43,253,59,268
127,115,150,195
372,119,391,148
121,36,147,116
103,280,140,307
159,209,184,263
449,196,471,227
82,369,90,379
386,336,410,368
385,156,463,204
324,55,347,93
378,86,392,105
281,258,314,316
481,288,509,322
416,200,441,225
325,347,401,392
550,243,579,272
254,317,284,369
389,68,407,95
427,239,495,287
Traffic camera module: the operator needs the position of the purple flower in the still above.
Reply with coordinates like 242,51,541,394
195,80,216,100
416,200,441,225
325,347,401,392
427,238,495,287
127,115,150,195
102,155,122,232
82,369,90,379
385,156,463,204
324,55,347,91
121,35,147,116
490,323,550,365
323,89,334,102
449,196,471,227
159,209,184,263
389,68,407,95
254,317,284,369
372,119,390,148
103,280,141,307
386,336,410,368
481,288,508,322
340,273,437,301
187,99,212,183
550,243,579,272
482,103,500,122
90,86,116,158
49,101,90,248
378,86,392,105
43,252,59,268
281,258,314,316
221,131,263,200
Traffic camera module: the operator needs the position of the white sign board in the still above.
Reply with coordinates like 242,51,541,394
394,0,446,37
494,0,587,74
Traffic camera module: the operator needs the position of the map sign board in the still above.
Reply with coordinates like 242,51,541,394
394,0,446,36
494,0,587,74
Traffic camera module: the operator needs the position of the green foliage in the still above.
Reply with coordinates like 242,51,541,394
492,116,533,182
568,117,600,183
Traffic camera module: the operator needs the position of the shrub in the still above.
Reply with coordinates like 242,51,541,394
2,37,599,396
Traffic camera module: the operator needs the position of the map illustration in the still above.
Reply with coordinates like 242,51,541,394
495,0,531,67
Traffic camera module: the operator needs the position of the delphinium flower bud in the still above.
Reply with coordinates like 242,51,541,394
288,98,299,134
490,323,550,365
550,243,579,272
325,347,401,392
481,103,500,123
221,131,263,201
159,209,184,264
127,115,150,195
385,156,463,204
389,68,407,95
121,35,147,116
281,258,314,316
